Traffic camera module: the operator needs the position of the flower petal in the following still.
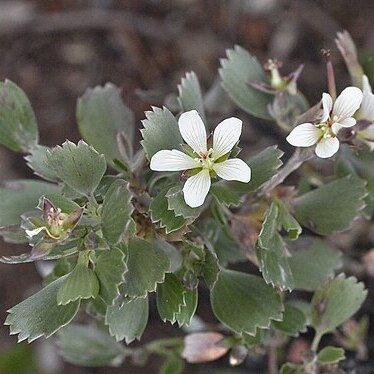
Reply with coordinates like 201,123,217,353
315,137,340,158
334,117,356,128
360,75,374,121
183,169,211,208
150,150,200,171
178,110,207,154
212,117,242,159
286,123,321,147
332,86,363,120
26,226,46,238
213,158,251,183
321,93,333,122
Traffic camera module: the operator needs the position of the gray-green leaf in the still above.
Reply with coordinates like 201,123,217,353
121,238,170,298
178,71,206,122
57,324,125,367
46,140,106,196
5,276,80,342
219,46,273,120
0,80,38,152
211,270,282,335
101,179,133,244
294,175,367,235
105,297,149,343
140,106,183,159
77,83,135,165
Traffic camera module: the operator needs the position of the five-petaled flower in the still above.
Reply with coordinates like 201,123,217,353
286,87,363,158
150,110,251,207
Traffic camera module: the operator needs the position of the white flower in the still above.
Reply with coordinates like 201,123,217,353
356,75,374,150
150,110,251,207
286,87,363,158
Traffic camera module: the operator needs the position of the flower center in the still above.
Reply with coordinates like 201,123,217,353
317,123,335,138
197,148,215,170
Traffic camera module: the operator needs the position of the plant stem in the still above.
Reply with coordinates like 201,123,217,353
257,148,314,197
268,344,279,374
311,331,323,353
145,337,184,356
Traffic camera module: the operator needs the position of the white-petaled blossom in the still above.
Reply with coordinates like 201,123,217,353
356,75,374,150
286,87,363,158
150,110,251,207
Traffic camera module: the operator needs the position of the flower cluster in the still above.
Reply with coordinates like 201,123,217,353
150,110,251,207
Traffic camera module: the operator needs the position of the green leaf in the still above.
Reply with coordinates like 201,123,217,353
121,238,170,298
177,71,206,122
276,199,302,240
105,297,149,343
202,248,221,289
210,182,242,206
257,202,278,250
288,239,342,291
311,274,367,336
141,106,183,160
212,146,283,195
57,264,100,305
0,344,39,374
57,324,125,367
272,303,307,337
211,270,282,335
175,288,198,327
46,140,106,196
294,175,367,235
0,80,38,152
280,363,303,374
25,145,58,182
256,233,295,291
159,355,185,374
153,238,183,273
150,189,187,234
5,276,80,342
95,247,127,305
166,186,202,219
317,346,345,364
157,273,186,324
77,83,135,165
219,46,273,120
101,179,133,244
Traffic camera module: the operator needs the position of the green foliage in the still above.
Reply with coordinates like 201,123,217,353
311,275,367,337
219,46,273,119
141,106,183,159
57,324,125,366
175,288,198,327
211,270,282,335
288,239,342,291
57,264,100,305
121,238,170,298
25,145,58,182
150,189,187,233
0,344,39,374
157,273,186,324
272,302,308,337
178,71,206,122
95,247,127,305
101,179,133,244
317,346,345,364
166,186,202,218
77,83,135,166
294,175,367,235
46,140,106,196
5,276,80,342
0,80,38,152
159,355,185,374
105,297,149,343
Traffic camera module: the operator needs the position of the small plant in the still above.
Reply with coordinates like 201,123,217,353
0,30,372,372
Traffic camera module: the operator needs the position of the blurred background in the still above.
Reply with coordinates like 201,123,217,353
1,0,374,373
